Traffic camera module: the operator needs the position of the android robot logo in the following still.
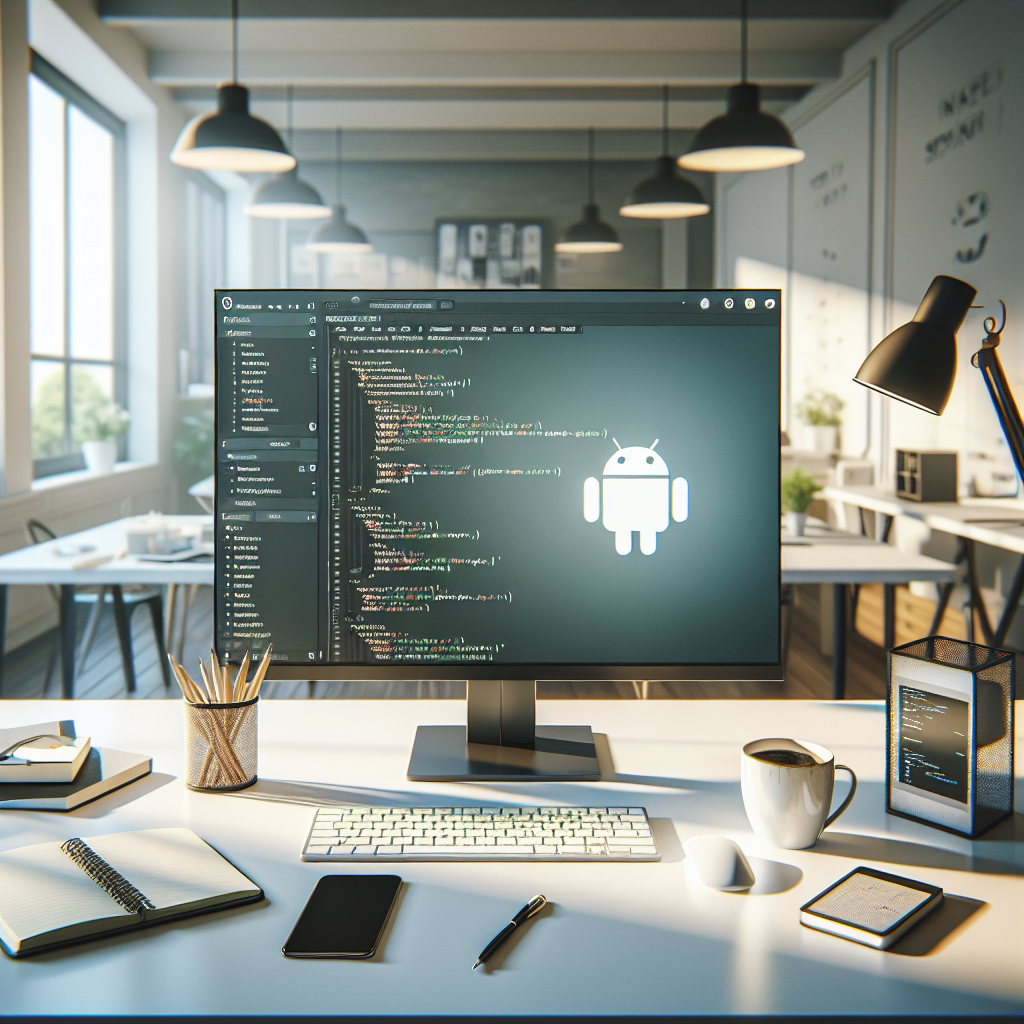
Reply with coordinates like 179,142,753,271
583,439,688,555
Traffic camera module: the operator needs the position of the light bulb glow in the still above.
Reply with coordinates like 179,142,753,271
171,145,296,172
677,145,805,173
554,240,624,254
619,200,710,219
244,202,331,219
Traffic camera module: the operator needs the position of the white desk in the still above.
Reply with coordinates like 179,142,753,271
781,524,957,698
0,516,215,697
824,485,1024,649
1,699,1020,1018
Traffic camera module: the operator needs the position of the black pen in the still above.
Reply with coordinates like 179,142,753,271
472,895,547,970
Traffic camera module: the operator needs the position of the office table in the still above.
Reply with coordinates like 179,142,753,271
0,516,214,697
824,485,1024,647
781,524,957,698
1,699,1020,1018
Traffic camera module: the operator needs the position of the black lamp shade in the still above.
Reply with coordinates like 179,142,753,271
555,203,623,253
853,275,977,415
678,84,805,173
171,84,296,172
620,156,710,219
307,204,373,253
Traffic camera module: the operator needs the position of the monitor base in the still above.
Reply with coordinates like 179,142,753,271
406,725,601,782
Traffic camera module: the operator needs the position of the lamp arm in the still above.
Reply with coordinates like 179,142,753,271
972,303,1024,483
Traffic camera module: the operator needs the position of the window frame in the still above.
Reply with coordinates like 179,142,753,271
29,51,127,479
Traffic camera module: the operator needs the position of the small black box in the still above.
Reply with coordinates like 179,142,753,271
895,450,957,502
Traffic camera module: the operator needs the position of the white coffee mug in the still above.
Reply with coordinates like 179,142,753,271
741,738,857,849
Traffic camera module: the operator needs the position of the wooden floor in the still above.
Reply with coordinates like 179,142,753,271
0,583,973,702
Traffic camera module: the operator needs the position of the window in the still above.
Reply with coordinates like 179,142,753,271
29,53,125,477
183,175,226,392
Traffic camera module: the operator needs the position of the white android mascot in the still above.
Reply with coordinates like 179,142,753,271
583,439,688,555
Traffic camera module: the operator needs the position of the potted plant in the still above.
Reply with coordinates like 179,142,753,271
795,390,843,454
79,400,130,475
782,468,819,536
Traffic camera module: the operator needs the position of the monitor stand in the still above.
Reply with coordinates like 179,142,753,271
406,680,601,782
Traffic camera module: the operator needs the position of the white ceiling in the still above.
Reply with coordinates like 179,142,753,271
102,5,891,135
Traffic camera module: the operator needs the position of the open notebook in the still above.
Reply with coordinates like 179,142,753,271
0,828,263,957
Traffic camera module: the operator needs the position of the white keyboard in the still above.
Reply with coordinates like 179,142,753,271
301,805,660,862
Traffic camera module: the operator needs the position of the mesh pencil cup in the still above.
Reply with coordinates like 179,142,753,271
183,696,258,791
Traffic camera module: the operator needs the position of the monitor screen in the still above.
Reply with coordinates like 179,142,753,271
214,289,781,681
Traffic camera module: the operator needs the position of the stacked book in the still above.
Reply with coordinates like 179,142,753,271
0,721,150,811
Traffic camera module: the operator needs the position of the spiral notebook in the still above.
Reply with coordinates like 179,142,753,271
0,828,263,958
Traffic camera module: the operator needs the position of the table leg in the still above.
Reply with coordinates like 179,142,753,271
883,584,896,652
929,583,955,635
965,539,995,646
993,554,1024,647
832,583,847,700
111,586,137,694
60,585,76,700
0,584,7,696
165,583,177,658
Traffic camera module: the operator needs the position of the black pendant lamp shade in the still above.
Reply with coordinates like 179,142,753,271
620,155,709,218
678,1,804,174
678,83,803,173
854,275,977,415
556,129,623,254
557,203,623,253
172,84,295,172
306,130,373,253
244,167,330,219
307,204,373,253
171,1,294,173
244,87,329,218
621,87,709,219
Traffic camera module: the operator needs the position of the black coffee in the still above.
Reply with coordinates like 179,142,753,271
754,749,817,767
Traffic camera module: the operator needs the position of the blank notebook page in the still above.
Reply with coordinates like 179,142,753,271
0,843,133,944
85,828,258,910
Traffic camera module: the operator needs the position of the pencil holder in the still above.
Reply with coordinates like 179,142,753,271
184,696,258,792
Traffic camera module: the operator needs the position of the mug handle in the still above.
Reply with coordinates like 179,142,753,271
824,765,857,829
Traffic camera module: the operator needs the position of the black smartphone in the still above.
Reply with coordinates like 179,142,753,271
282,875,402,959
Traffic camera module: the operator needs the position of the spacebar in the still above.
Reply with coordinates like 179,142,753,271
397,846,538,855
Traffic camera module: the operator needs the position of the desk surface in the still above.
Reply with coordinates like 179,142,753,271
1,699,1021,1018
825,485,1024,556
0,516,214,586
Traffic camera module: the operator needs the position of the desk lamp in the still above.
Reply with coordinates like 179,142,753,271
853,274,1024,482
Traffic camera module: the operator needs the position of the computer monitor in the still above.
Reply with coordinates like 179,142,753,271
214,288,781,782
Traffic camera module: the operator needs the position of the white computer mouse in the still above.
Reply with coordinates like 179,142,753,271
682,835,755,891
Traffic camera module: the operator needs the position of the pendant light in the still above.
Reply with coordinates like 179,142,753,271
677,0,804,173
170,0,294,173
621,87,709,219
244,86,330,219
556,128,623,254
307,130,373,254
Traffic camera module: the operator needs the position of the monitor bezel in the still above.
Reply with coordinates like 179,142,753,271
214,286,783,684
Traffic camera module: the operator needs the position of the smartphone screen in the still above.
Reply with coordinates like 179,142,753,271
282,875,402,958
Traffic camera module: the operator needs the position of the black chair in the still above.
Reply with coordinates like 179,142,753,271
26,520,171,694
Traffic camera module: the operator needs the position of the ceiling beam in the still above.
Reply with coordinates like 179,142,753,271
103,1,894,21
150,49,839,87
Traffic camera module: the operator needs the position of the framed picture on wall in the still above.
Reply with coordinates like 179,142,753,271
436,220,542,289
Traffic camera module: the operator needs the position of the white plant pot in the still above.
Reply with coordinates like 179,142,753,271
802,425,838,454
82,440,117,475
785,511,808,537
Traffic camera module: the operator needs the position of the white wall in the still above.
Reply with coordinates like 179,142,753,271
717,0,1024,483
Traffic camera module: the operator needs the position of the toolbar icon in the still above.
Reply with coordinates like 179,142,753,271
765,298,776,309
745,297,756,309
700,297,710,309
724,298,734,309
